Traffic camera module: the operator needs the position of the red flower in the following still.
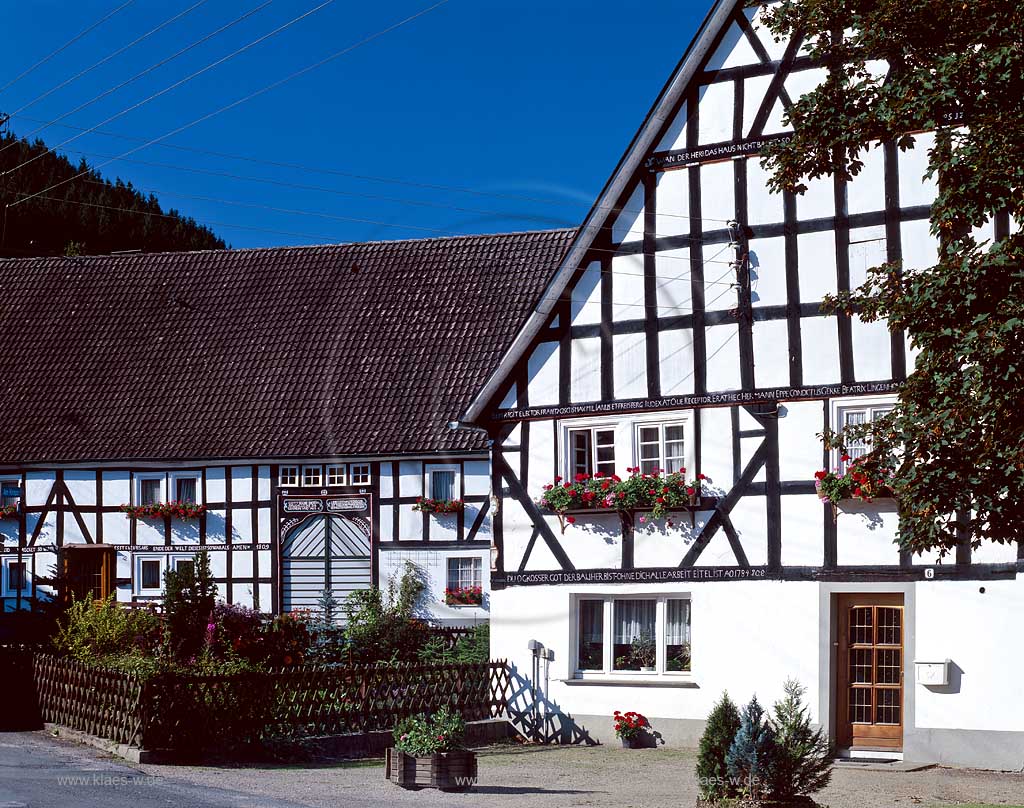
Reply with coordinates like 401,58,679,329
697,473,706,480
840,453,851,463
617,492,626,499
574,473,590,482
563,482,574,490
601,481,611,490
648,489,656,496
853,487,862,497
566,516,576,524
686,487,695,495
656,497,665,504
814,470,828,480
554,476,562,483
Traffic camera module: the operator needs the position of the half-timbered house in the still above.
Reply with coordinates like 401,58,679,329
0,229,573,626
458,0,1023,768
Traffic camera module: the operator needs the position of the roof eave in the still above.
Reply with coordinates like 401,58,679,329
460,0,734,425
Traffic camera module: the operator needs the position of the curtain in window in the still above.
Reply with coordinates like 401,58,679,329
176,478,197,503
666,599,691,644
447,557,481,589
141,479,161,506
613,599,656,643
579,600,603,643
431,471,456,501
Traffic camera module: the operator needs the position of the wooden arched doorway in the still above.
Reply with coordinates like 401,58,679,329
281,514,371,616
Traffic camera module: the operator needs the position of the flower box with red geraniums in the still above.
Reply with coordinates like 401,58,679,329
444,586,483,606
119,501,208,520
538,468,712,531
0,504,18,520
814,454,897,516
412,497,465,514
613,710,651,749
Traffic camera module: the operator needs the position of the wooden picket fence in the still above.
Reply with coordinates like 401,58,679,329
27,653,513,752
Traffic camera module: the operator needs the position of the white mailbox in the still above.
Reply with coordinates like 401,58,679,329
915,660,951,686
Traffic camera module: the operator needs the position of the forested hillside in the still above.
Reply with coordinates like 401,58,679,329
0,132,224,257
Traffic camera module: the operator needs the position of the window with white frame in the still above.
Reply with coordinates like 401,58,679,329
135,553,197,595
446,556,482,590
136,474,165,506
566,426,616,478
635,422,687,475
327,465,347,486
834,398,895,473
1,479,20,509
2,558,30,596
574,594,691,676
427,464,460,502
171,473,201,504
350,464,371,485
279,466,299,487
301,465,323,487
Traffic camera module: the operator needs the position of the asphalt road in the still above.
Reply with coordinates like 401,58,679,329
0,732,306,808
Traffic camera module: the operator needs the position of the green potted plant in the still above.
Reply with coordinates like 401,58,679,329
631,631,657,672
386,705,477,791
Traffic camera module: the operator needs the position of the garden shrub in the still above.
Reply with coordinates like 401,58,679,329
344,562,430,663
726,695,778,801
452,623,489,663
162,550,218,660
52,594,162,662
768,679,833,799
696,691,742,801
304,589,348,664
393,705,466,756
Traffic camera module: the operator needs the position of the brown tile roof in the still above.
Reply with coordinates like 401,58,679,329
0,229,575,463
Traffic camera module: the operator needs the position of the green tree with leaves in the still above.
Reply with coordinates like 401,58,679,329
163,550,218,660
696,691,743,801
769,679,832,798
761,0,1024,556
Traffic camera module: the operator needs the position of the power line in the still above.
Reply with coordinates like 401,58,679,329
0,1,137,96
0,2,275,160
8,0,214,118
7,114,737,227
10,0,451,208
6,0,335,178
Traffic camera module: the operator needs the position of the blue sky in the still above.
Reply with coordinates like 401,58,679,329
1,1,706,248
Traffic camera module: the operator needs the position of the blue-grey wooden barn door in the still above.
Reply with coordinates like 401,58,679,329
281,514,371,616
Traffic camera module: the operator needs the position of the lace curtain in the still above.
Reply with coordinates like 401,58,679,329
614,599,656,643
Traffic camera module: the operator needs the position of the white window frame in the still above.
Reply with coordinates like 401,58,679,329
831,394,897,474
134,552,197,596
135,473,166,507
426,464,461,502
279,466,300,487
326,464,348,487
169,472,202,504
135,554,166,596
446,556,482,590
562,422,618,479
350,463,371,485
1,478,21,509
301,465,323,488
570,593,693,681
2,557,31,596
632,420,689,475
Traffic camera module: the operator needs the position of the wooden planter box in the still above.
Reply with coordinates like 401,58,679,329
385,747,477,791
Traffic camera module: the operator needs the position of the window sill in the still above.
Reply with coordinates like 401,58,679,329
560,676,699,688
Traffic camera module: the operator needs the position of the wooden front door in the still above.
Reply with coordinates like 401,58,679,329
837,593,904,751
62,545,115,603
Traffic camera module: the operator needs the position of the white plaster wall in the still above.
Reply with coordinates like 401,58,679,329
834,506,901,565
752,318,791,389
659,328,695,396
570,262,602,327
655,101,688,153
571,338,601,403
491,581,820,723
701,162,735,223
705,324,741,391
898,131,938,209
749,236,787,307
777,401,824,481
230,467,251,503
613,332,648,399
611,254,645,321
527,342,560,407
699,406,734,488
747,159,784,226
102,471,130,505
800,317,841,385
206,468,226,504
378,547,490,626
696,82,734,145
781,494,825,566
64,471,96,506
656,248,693,316
655,171,690,238
25,473,54,507
705,19,759,72
914,579,1024,732
798,230,839,302
847,145,886,215
612,184,645,244
464,461,490,496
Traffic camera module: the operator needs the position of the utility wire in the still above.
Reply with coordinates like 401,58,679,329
10,0,450,207
5,0,335,178
6,114,738,226
0,1,137,96
7,0,214,118
0,2,275,160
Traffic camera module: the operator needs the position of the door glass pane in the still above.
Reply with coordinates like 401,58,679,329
140,479,161,506
877,648,901,685
849,606,873,645
876,607,902,645
849,648,873,684
431,470,456,501
666,599,691,671
141,560,162,589
175,477,197,503
876,688,901,725
613,599,656,671
848,687,872,724
577,600,604,671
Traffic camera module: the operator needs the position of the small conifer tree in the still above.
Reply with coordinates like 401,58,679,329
726,695,778,800
696,691,742,801
769,679,833,798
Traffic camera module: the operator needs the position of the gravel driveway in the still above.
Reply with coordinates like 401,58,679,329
8,732,1024,808
137,742,1024,808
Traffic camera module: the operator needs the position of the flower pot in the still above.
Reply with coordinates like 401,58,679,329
639,666,655,672
385,748,477,792
621,735,648,749
687,491,699,506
